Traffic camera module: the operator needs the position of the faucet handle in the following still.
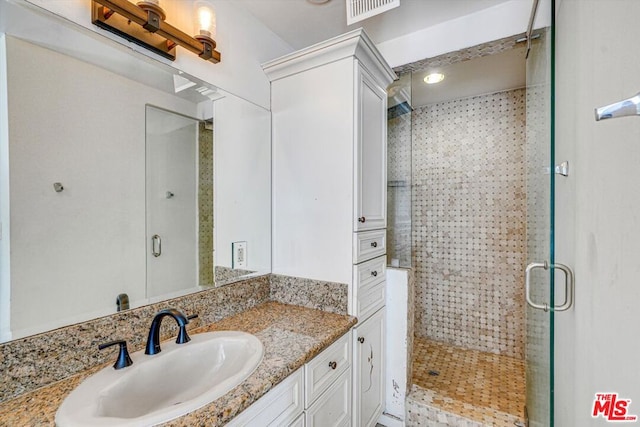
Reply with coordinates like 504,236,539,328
175,313,198,345
99,340,133,370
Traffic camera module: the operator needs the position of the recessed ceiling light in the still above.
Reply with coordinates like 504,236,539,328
307,0,331,4
424,73,445,84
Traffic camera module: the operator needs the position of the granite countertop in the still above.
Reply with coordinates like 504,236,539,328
0,301,356,426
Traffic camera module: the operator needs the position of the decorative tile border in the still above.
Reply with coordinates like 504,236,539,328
392,34,525,76
269,274,348,315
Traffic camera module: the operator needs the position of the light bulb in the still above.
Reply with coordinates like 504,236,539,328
197,5,216,38
424,73,445,84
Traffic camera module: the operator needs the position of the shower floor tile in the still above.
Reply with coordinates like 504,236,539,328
409,337,525,426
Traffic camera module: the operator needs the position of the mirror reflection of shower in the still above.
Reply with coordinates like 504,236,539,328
145,106,214,301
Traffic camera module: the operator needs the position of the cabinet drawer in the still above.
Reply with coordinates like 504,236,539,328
349,255,386,319
227,368,304,427
353,229,386,264
305,368,351,427
353,255,386,290
356,279,385,322
305,334,351,407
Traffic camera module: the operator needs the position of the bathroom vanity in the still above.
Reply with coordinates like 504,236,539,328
0,293,356,426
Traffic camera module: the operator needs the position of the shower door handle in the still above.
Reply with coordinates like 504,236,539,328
525,261,574,312
152,234,162,257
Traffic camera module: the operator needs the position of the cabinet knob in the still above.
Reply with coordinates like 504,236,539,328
358,216,366,223
328,361,337,370
358,337,365,344
371,271,378,277
371,241,378,248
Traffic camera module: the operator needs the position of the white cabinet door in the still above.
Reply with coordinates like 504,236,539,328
306,368,351,427
290,413,305,427
353,307,385,427
354,64,387,232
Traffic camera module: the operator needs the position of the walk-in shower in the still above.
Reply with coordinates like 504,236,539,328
386,1,556,425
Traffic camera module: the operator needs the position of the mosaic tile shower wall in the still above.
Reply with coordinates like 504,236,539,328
198,122,214,286
412,89,526,358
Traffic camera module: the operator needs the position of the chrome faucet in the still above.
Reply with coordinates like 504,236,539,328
595,92,640,121
144,308,193,355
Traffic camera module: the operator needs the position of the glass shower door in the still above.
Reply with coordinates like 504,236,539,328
525,3,555,426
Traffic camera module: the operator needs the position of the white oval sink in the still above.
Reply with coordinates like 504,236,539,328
55,331,264,427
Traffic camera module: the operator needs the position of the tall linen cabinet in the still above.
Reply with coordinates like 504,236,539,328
265,29,396,427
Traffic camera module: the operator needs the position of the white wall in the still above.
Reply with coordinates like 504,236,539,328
555,1,640,425
0,35,10,342
376,0,552,69
19,0,293,109
271,58,355,284
5,37,197,338
214,93,271,272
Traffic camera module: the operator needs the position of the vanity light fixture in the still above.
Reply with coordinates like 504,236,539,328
91,0,221,63
424,72,445,84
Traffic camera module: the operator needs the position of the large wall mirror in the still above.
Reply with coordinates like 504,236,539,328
0,2,271,342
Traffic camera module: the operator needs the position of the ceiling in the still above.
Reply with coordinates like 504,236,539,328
234,0,527,108
233,0,514,50
409,44,526,107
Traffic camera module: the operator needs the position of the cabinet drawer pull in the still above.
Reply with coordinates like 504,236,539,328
328,361,337,370
371,241,378,248
358,337,365,344
358,216,366,223
371,270,378,277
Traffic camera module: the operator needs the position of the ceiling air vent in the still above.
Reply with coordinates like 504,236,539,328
347,0,400,25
